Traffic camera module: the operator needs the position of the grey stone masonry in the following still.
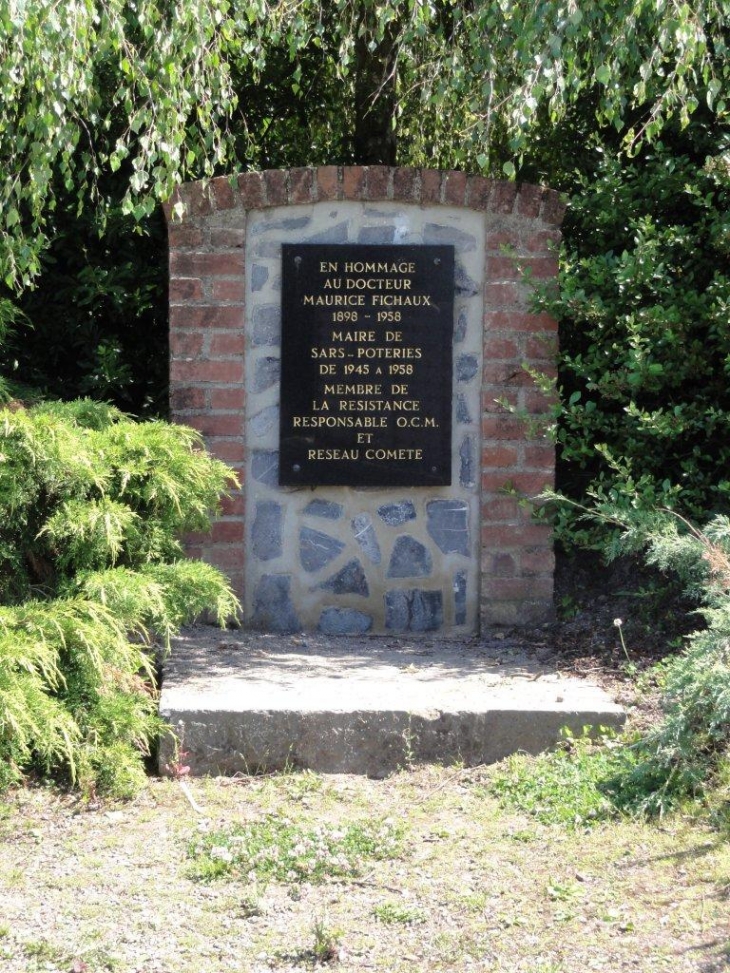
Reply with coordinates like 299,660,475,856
165,167,565,631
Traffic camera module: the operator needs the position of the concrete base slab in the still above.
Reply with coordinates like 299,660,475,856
159,628,625,777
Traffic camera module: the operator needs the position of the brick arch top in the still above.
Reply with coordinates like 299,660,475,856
162,166,566,227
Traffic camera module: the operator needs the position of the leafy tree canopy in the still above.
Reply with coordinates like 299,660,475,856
2,0,729,289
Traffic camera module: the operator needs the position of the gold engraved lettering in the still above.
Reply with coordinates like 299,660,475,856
323,384,382,396
343,261,416,274
396,416,438,428
331,330,376,342
345,277,412,291
364,448,423,460
291,416,387,428
307,449,360,460
311,347,346,359
338,399,421,412
370,294,432,307
356,347,422,360
303,294,365,306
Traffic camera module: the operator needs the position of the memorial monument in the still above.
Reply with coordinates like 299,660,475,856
164,166,565,635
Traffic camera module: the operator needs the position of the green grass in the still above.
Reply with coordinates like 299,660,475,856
491,731,640,827
188,814,404,883
373,901,426,925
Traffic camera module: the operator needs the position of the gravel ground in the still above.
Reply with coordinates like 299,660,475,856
0,764,728,973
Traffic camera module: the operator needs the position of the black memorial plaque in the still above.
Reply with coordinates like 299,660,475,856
279,244,454,486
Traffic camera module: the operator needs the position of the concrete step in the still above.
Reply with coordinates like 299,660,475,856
158,628,625,777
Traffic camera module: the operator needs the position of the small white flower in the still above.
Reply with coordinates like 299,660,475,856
613,618,623,627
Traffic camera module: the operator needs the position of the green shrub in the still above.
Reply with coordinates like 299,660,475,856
0,399,239,795
518,503,730,820
539,141,730,544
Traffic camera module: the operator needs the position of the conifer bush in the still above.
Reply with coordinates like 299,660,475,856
0,399,239,796
548,498,730,817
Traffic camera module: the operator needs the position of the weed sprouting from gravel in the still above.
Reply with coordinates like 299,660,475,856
188,815,404,883
373,901,426,925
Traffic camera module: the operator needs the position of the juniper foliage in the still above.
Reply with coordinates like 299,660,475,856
0,400,239,795
556,497,730,816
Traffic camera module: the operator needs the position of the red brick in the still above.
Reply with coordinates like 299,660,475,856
211,279,245,302
170,251,245,278
289,167,314,203
481,496,521,522
393,167,419,201
524,333,558,358
220,493,245,516
212,520,245,543
482,386,519,409
466,175,491,210
541,189,568,225
486,229,521,251
210,228,245,249
237,171,266,209
482,523,552,547
520,547,555,576
170,305,243,330
420,169,441,204
170,332,204,358
184,413,245,437
522,386,558,413
167,223,204,248
483,335,519,359
170,360,244,384
481,443,519,467
484,282,522,307
211,176,235,210
485,255,522,281
169,277,203,302
210,387,245,410
521,255,559,279
317,166,340,200
489,181,517,215
485,311,556,333
485,552,518,577
480,470,551,498
264,169,288,205
484,576,553,600
181,181,214,217
207,439,246,462
210,333,245,357
516,183,544,218
483,361,532,386
204,546,245,571
343,166,365,199
443,170,467,206
170,386,206,411
481,471,552,495
366,166,390,200
481,415,529,439
522,442,555,469
525,231,562,255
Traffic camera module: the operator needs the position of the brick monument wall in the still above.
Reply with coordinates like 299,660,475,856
164,167,565,631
